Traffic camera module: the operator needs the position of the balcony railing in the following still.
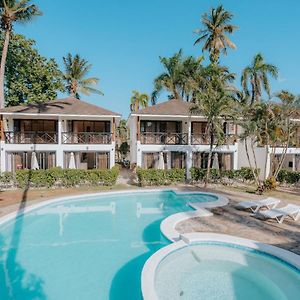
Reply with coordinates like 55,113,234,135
191,134,237,145
141,132,188,145
4,131,58,144
62,132,112,144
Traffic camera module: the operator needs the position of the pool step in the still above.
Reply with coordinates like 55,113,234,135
136,203,163,218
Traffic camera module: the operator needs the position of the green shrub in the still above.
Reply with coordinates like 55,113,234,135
277,170,300,184
2,166,120,189
136,168,185,186
190,167,260,182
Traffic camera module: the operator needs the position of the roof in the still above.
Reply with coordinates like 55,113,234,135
0,97,121,117
132,99,193,116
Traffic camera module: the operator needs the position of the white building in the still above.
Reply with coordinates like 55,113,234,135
0,97,121,172
128,99,238,179
128,99,300,179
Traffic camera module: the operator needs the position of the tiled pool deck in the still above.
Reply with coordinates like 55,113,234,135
176,187,300,255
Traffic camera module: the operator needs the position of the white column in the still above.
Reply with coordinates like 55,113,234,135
167,152,171,169
292,155,296,172
0,143,5,173
110,141,115,168
56,117,64,168
233,150,238,170
186,149,193,180
136,141,142,167
188,119,192,145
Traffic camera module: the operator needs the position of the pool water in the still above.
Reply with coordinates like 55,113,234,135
0,191,216,300
155,243,300,300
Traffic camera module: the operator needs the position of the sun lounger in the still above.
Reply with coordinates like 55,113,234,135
236,197,281,213
256,204,300,224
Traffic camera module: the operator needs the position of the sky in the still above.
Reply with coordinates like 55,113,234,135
15,0,300,118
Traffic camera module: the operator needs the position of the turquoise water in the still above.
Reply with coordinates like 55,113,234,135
155,243,300,300
0,191,216,300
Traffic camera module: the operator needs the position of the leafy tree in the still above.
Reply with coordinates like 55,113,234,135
241,53,278,105
130,90,149,112
62,53,103,99
191,64,237,187
194,5,237,63
239,92,299,192
270,91,300,179
0,0,42,108
116,119,127,143
1,33,64,106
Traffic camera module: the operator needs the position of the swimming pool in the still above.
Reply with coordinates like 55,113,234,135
0,190,217,300
142,233,300,300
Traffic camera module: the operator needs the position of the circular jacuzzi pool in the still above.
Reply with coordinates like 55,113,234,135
142,234,300,300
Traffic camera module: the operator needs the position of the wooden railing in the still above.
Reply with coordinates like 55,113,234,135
4,131,58,144
191,134,237,145
62,132,112,144
140,132,188,145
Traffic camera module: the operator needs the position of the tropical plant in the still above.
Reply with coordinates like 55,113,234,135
191,64,238,187
116,119,127,142
194,5,237,63
241,53,278,105
152,50,184,104
0,0,42,108
62,53,103,99
152,50,203,104
2,33,64,106
270,91,300,179
130,90,149,112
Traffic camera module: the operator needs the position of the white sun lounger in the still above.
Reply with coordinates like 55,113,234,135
256,204,300,224
236,197,281,213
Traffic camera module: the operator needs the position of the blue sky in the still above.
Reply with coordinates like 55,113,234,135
15,0,300,118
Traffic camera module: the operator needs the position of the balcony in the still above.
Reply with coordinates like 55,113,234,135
191,134,237,145
62,132,112,144
141,132,188,145
5,131,58,144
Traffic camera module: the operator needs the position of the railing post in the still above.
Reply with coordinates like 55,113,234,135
58,117,62,145
188,120,192,145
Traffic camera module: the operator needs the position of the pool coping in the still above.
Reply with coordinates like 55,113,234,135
0,188,224,227
141,233,300,300
160,192,228,242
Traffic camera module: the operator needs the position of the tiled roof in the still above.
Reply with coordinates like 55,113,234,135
0,97,121,116
133,99,193,116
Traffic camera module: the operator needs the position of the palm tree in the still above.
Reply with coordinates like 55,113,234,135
194,5,237,64
0,0,41,108
152,50,204,104
62,53,103,99
152,50,184,104
241,53,278,105
130,90,149,112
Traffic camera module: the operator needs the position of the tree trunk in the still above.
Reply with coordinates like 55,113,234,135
205,124,214,188
0,29,11,109
244,139,260,187
274,132,291,179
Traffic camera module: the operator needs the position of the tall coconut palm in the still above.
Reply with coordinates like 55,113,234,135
63,53,103,99
130,90,149,112
194,5,237,64
0,0,41,108
152,50,184,104
241,53,278,105
152,50,204,104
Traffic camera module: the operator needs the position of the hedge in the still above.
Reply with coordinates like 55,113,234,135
277,170,300,185
190,167,260,182
0,166,120,189
136,168,186,186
